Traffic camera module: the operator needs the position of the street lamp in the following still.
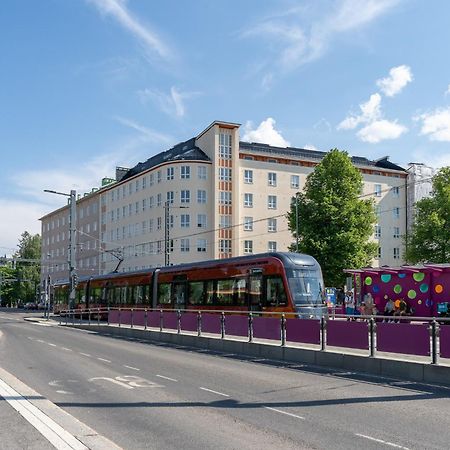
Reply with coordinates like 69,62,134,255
164,200,189,266
44,189,77,310
295,192,300,252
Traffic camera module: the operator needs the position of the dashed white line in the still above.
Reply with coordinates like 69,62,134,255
355,433,410,449
36,339,45,343
199,387,229,397
47,343,57,347
97,358,111,363
264,406,305,420
124,365,140,371
79,353,91,357
61,347,72,352
156,374,177,382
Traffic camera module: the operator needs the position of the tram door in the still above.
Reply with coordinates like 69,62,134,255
248,270,263,312
172,281,187,309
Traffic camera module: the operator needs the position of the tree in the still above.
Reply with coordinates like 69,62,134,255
405,166,450,263
13,231,41,303
0,265,16,306
287,149,377,287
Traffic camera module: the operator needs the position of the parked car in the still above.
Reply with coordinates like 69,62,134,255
24,302,38,310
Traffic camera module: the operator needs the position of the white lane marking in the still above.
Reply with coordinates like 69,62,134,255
28,336,35,340
48,343,57,347
156,374,177,382
355,433,410,449
79,353,91,357
37,339,45,343
56,390,72,395
0,378,87,450
264,406,305,420
89,377,133,390
97,358,111,363
123,365,140,371
61,347,72,352
199,387,229,397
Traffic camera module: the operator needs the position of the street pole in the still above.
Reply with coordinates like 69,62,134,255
164,200,170,266
68,189,77,310
295,193,299,252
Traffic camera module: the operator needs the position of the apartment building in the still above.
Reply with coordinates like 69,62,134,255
41,120,414,283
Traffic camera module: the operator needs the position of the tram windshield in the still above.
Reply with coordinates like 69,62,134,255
287,269,324,306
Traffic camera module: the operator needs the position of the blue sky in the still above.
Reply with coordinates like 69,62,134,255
1,0,449,255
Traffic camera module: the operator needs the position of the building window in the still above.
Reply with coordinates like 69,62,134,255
142,176,147,189
268,172,277,186
219,239,231,253
157,194,162,207
244,240,253,254
157,217,162,230
219,191,232,205
197,214,207,228
167,191,174,204
180,214,190,228
149,196,154,208
374,204,381,218
378,247,382,259
181,239,190,252
219,167,232,181
167,167,174,181
157,170,162,183
149,173,154,186
268,218,277,232
220,215,231,229
142,198,147,211
197,239,207,252
392,186,400,197
291,175,299,189
219,133,232,159
149,219,154,232
268,195,277,209
393,247,400,259
244,170,253,184
393,227,400,239
268,241,277,252
197,190,207,204
135,201,139,214
244,217,253,231
181,166,190,179
244,193,253,207
198,166,207,180
135,180,139,192
393,207,400,219
374,184,382,197
180,190,190,204
374,225,381,239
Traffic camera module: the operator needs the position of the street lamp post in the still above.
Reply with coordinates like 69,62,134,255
44,189,77,310
295,192,299,252
164,200,188,267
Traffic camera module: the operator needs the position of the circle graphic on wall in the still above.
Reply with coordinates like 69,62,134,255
435,284,443,294
384,295,388,299
413,272,425,282
381,274,391,283
407,289,417,299
425,299,430,307
373,285,380,293
393,284,402,294
418,300,422,305
365,277,372,286
420,283,429,293
398,273,406,278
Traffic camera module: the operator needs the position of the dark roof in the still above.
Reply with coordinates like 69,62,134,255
121,137,211,182
240,142,406,172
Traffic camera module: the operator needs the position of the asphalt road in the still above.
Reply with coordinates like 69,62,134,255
1,309,450,450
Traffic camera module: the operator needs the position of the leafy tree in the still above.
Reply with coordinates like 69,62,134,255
0,265,16,306
287,149,377,287
13,232,41,303
405,166,450,263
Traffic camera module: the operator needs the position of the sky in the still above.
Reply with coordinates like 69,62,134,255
1,0,449,256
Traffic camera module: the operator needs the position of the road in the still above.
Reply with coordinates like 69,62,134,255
1,309,450,449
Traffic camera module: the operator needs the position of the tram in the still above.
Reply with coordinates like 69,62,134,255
52,252,326,318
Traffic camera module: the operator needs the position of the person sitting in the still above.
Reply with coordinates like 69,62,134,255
362,292,376,317
345,291,355,320
383,298,395,322
393,298,408,322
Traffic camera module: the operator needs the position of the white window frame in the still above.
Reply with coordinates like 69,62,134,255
244,193,253,208
244,217,253,231
244,170,253,184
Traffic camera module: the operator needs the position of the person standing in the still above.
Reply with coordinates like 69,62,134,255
345,291,355,320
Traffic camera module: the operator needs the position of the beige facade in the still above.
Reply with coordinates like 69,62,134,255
41,120,411,283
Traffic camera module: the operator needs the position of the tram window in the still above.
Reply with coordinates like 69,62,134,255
188,281,204,305
106,286,116,305
266,276,287,307
158,283,171,304
137,285,151,305
216,279,234,305
90,287,103,304
234,278,247,306
75,286,85,305
119,286,128,305
249,276,262,307
205,281,214,305
173,283,186,306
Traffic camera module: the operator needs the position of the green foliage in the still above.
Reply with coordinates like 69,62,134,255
405,166,450,263
12,231,42,303
287,149,377,286
0,266,16,306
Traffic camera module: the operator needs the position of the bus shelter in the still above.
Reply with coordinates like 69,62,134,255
344,263,450,317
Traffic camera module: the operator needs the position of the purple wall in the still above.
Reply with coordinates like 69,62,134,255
225,315,249,338
180,313,198,332
285,319,320,345
201,314,222,334
377,323,430,356
252,317,281,341
327,321,369,350
162,312,178,330
440,325,450,359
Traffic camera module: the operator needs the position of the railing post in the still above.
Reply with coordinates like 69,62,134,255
320,316,326,351
59,314,62,326
118,308,121,327
131,308,134,328
281,313,286,347
221,312,225,339
71,310,74,325
177,309,181,334
144,309,148,330
97,307,100,325
198,311,202,337
88,309,91,326
107,306,110,326
369,317,376,357
430,319,439,365
160,309,163,332
248,313,253,343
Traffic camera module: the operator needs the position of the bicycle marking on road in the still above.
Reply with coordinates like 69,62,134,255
355,433,410,449
89,375,163,389
199,387,229,397
264,406,305,420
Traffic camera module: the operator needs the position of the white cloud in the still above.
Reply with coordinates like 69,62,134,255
337,93,382,130
415,107,450,142
357,120,407,143
138,86,199,118
242,0,399,75
114,116,173,143
303,144,318,150
242,118,290,147
376,65,413,97
87,0,172,60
